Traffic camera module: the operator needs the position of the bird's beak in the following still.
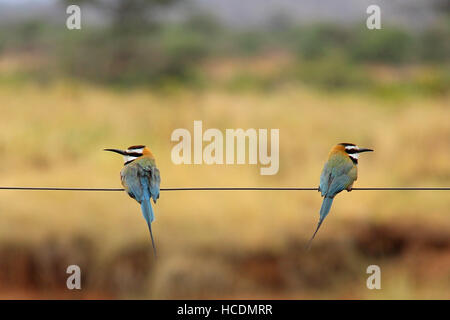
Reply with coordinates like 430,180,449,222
357,148,374,153
104,148,127,156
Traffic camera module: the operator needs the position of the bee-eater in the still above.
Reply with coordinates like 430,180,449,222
307,143,373,249
104,145,161,257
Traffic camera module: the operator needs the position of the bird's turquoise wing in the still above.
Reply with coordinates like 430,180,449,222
327,173,352,197
319,162,331,197
319,157,354,198
149,166,160,203
136,158,161,203
121,165,143,201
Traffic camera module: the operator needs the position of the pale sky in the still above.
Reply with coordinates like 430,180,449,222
0,0,442,29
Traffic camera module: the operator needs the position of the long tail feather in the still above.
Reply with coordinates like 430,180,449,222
141,199,157,258
146,219,157,258
306,218,323,250
306,197,334,250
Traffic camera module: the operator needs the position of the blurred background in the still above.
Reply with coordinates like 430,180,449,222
0,0,448,299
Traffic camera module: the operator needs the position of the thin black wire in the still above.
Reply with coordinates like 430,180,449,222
0,186,448,191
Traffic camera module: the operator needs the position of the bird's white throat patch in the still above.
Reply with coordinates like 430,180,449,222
123,155,138,164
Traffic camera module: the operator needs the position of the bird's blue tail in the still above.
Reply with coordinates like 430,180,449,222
139,177,155,224
141,195,155,224
141,192,157,258
306,197,334,250
319,197,334,222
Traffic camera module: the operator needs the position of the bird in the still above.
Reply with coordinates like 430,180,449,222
306,143,373,249
104,145,161,257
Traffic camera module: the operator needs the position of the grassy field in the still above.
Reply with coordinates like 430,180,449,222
0,81,448,299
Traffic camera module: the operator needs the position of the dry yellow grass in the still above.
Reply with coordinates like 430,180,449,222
0,82,448,299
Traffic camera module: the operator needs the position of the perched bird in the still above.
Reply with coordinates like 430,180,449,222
104,145,161,257
307,143,373,249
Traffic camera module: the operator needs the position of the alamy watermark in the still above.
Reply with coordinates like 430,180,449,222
66,265,81,290
366,5,381,30
66,5,81,30
171,121,279,175
366,265,381,289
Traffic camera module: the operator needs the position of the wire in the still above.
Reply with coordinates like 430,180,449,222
0,187,124,191
0,186,448,191
161,187,450,191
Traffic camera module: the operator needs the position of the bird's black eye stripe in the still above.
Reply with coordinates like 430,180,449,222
345,149,359,154
125,152,143,157
339,143,356,147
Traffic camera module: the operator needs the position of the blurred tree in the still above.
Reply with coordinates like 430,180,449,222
61,0,185,84
64,0,178,33
430,0,450,14
350,28,413,64
266,12,294,34
419,27,450,63
294,25,351,60
183,13,222,37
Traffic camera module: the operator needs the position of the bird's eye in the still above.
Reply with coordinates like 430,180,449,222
345,147,359,154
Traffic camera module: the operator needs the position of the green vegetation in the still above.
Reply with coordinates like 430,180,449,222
0,11,448,94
